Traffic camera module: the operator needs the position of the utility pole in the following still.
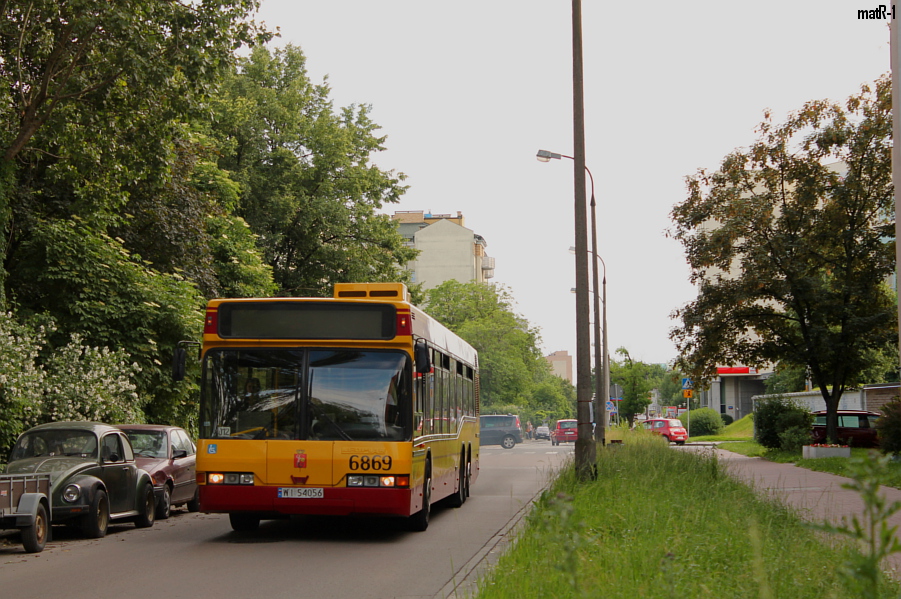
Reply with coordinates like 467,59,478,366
571,0,596,481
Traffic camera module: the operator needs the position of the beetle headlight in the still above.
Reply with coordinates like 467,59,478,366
63,484,81,503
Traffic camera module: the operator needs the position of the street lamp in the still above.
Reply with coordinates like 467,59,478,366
536,0,594,480
542,147,606,448
569,246,608,445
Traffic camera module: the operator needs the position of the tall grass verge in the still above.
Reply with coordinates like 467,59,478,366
476,436,900,599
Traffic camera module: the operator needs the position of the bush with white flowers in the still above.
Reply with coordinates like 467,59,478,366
43,333,144,425
0,313,46,452
0,315,145,460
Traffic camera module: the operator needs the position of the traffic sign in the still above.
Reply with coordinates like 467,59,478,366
683,389,693,399
681,378,693,390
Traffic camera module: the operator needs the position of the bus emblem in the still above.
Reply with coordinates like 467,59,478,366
294,451,307,468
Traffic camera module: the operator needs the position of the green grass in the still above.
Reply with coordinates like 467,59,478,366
476,435,901,599
690,414,754,442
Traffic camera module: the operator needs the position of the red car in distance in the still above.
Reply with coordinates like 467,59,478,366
551,419,578,445
639,418,688,445
117,425,199,519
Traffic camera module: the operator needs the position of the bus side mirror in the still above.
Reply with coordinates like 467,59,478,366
414,341,431,374
173,347,187,382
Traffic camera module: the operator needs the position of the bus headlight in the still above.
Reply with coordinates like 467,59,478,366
347,475,409,488
208,472,254,485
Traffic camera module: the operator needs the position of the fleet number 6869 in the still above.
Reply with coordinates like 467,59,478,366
348,455,392,471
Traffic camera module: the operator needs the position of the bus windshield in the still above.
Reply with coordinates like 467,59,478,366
200,349,412,442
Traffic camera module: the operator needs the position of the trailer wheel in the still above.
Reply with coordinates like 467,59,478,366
21,502,49,553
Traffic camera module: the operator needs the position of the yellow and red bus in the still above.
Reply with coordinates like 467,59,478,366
185,282,479,531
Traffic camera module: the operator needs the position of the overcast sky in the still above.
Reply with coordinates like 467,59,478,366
255,1,889,366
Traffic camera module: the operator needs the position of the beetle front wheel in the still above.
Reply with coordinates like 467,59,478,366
81,489,109,538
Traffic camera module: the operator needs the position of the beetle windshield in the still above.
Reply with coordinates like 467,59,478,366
10,430,98,461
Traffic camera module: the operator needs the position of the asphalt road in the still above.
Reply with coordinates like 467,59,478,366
0,439,572,599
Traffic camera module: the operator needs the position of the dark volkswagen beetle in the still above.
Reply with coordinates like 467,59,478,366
5,422,156,538
117,424,198,519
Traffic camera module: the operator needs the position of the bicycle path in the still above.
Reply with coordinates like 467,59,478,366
698,445,901,576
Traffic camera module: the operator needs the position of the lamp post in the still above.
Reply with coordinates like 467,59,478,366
541,148,606,448
535,0,594,480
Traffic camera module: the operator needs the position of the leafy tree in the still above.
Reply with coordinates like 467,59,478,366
670,76,895,444
610,348,651,426
0,0,270,295
653,366,683,405
210,45,416,296
764,364,808,394
530,377,576,423
424,281,572,420
8,220,204,425
108,135,276,300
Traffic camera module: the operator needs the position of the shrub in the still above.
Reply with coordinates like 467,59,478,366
876,398,901,454
41,333,144,425
679,407,724,436
721,414,734,426
779,426,812,452
0,313,46,455
754,396,812,449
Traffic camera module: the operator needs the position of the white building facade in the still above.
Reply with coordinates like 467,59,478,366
392,211,495,289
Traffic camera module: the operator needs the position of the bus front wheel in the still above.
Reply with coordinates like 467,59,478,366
408,463,431,531
446,451,467,508
229,513,261,532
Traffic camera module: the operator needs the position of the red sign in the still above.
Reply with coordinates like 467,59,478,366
717,366,756,375
294,452,307,468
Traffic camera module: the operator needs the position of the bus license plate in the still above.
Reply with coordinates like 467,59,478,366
278,488,324,499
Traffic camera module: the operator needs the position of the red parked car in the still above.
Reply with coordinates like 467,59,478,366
117,425,199,519
639,418,688,445
551,419,578,445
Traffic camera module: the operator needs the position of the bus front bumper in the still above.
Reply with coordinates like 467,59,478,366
199,484,414,517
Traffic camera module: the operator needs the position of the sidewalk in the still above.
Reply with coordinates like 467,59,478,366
699,445,901,576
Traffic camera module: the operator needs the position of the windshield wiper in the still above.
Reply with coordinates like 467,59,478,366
309,402,353,441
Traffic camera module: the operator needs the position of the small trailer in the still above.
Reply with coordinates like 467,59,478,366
0,473,51,553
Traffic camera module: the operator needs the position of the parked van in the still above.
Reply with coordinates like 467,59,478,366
480,414,522,449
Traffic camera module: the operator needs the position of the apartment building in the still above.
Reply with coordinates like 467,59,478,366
545,350,573,384
392,211,495,289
